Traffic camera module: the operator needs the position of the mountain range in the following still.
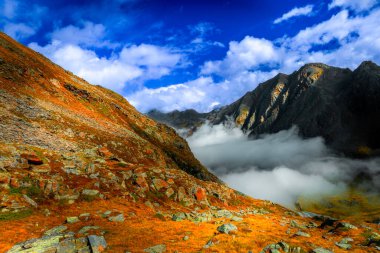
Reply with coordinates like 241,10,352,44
149,61,380,156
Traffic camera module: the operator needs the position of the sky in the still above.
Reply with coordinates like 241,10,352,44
1,0,380,112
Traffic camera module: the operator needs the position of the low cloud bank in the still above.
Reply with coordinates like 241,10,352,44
187,124,380,207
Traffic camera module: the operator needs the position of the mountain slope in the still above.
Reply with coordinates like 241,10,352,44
149,62,380,155
0,32,217,182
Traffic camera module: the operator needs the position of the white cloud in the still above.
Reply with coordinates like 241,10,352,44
329,0,378,11
3,23,36,40
50,22,118,48
29,38,183,93
127,70,275,112
274,4,314,24
201,36,281,77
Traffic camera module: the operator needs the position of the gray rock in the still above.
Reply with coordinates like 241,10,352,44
217,223,237,234
311,248,333,253
108,213,124,222
143,244,166,253
294,231,310,238
44,226,68,236
7,235,63,253
23,195,38,208
66,216,80,224
78,226,100,235
172,212,186,221
82,189,99,197
88,235,107,253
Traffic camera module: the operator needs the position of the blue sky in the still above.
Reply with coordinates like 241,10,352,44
1,0,380,112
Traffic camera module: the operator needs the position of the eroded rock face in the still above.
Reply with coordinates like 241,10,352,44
149,61,380,155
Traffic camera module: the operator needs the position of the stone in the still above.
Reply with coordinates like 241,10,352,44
23,195,38,208
44,225,68,236
177,187,187,202
214,209,233,218
152,178,168,191
135,175,149,190
102,210,112,218
81,189,99,197
231,216,243,222
66,217,80,224
294,231,310,238
108,213,124,222
78,226,100,235
165,188,175,198
194,187,207,201
311,248,333,253
56,238,76,253
172,212,186,221
143,244,166,253
217,223,237,234
183,236,189,241
88,235,107,253
7,235,63,253
336,222,357,230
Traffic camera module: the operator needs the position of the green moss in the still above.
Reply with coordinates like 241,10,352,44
0,209,32,221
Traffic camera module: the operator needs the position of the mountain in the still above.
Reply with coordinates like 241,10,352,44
1,32,380,253
149,62,380,155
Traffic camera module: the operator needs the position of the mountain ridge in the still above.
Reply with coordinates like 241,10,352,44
148,61,380,155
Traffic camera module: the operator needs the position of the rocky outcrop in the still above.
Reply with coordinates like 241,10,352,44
0,32,217,182
149,61,380,155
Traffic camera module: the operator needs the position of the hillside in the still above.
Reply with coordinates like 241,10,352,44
149,62,380,156
1,32,380,253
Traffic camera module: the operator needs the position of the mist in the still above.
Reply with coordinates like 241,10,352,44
186,124,380,208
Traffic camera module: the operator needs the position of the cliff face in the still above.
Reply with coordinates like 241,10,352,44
0,32,217,182
149,61,380,155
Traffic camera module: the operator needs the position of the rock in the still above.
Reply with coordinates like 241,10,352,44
172,212,186,221
135,175,149,190
152,178,168,191
78,226,100,235
7,235,63,253
56,238,76,253
177,187,187,202
165,188,175,198
183,235,189,241
335,241,351,250
143,244,166,253
294,231,310,238
214,209,233,218
217,223,237,234
231,216,243,222
194,187,207,201
290,220,307,229
44,225,68,236
203,237,219,249
108,213,124,222
81,189,99,197
102,210,112,218
66,217,80,224
311,248,333,253
88,235,107,253
336,222,358,230
23,195,38,208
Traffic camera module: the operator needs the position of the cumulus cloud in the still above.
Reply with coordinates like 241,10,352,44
329,0,378,11
273,5,314,24
187,124,380,207
3,23,36,40
127,71,275,112
50,22,118,49
129,3,380,113
29,23,184,93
